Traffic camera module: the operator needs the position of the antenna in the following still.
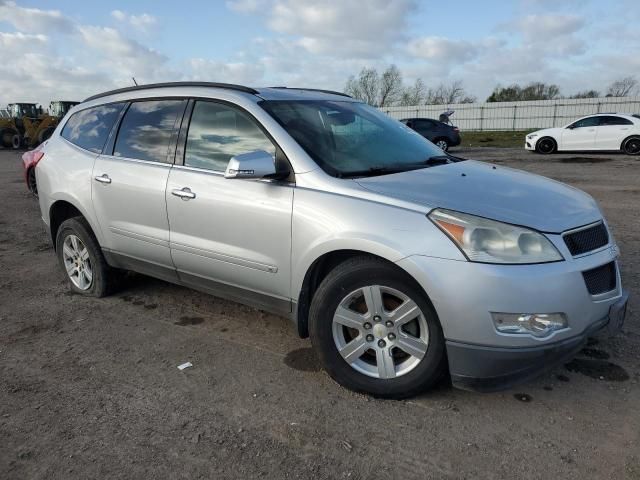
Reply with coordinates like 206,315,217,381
132,77,138,86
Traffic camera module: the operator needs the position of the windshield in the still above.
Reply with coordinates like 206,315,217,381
260,100,447,177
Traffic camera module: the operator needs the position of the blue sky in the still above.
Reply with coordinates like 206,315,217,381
0,0,638,106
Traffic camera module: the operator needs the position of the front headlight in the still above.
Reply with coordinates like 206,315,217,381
527,134,538,140
429,208,563,264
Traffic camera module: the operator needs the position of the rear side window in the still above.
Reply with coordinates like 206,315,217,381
114,100,185,163
599,115,633,126
61,103,125,153
184,101,275,171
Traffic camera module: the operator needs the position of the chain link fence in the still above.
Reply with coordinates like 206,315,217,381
381,96,640,132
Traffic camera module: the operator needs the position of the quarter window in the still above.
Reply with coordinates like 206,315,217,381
61,103,126,153
114,100,185,163
184,101,275,171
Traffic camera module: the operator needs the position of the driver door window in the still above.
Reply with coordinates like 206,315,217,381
185,101,276,171
569,117,600,129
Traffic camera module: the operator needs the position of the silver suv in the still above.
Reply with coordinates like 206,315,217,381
36,82,628,398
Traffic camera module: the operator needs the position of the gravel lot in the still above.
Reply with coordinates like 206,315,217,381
1,147,639,479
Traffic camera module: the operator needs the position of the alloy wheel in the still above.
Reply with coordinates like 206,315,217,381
537,138,555,154
62,234,93,290
624,138,640,155
332,285,429,379
436,140,449,151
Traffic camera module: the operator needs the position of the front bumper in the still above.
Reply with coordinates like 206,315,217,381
447,290,627,392
396,237,625,391
525,137,536,150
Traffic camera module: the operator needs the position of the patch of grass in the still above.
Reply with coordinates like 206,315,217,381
461,130,533,148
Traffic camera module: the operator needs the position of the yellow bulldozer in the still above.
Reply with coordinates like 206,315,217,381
0,101,78,149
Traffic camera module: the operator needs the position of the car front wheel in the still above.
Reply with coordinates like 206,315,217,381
535,137,557,154
309,256,446,399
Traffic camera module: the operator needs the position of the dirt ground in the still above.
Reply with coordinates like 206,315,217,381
1,147,639,479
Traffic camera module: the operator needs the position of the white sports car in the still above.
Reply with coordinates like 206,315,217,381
525,113,640,155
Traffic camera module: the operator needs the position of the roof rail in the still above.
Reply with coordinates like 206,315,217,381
270,86,352,98
83,82,259,102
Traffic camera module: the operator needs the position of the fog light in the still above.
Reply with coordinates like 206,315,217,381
491,313,567,338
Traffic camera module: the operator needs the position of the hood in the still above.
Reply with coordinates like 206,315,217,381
530,127,563,137
356,160,601,233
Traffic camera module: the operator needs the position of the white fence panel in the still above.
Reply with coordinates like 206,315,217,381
381,96,640,131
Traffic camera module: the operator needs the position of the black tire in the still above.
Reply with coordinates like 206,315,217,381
535,137,557,154
434,138,450,151
0,128,20,149
309,256,446,399
37,127,54,145
27,168,38,198
622,136,640,155
55,217,118,297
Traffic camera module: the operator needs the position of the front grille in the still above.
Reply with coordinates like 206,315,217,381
564,222,609,256
582,262,617,295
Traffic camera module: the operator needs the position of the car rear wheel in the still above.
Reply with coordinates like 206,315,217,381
56,217,118,297
622,136,640,155
27,168,38,198
434,138,449,151
309,256,446,399
535,137,557,154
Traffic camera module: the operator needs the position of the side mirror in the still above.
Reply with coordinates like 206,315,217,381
566,125,575,130
224,150,277,179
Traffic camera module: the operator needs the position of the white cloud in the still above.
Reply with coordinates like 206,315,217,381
111,10,157,30
505,14,584,42
0,1,74,32
77,26,168,82
226,0,268,13
188,58,265,84
266,0,415,57
407,37,478,63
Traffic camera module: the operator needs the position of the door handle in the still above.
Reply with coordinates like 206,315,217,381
94,174,111,184
171,187,196,200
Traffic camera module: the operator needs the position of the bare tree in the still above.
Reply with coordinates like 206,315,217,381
345,67,380,105
425,80,476,105
399,78,426,106
569,90,600,99
344,68,474,106
379,65,403,107
344,65,405,107
487,82,561,102
606,76,638,97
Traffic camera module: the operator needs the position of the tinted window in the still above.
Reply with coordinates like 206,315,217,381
599,115,633,126
114,100,185,163
569,116,600,128
413,119,436,132
185,101,275,171
61,103,125,153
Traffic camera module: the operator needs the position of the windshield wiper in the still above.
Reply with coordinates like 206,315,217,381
339,164,424,178
425,154,467,164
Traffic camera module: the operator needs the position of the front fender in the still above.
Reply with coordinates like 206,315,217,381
290,187,465,298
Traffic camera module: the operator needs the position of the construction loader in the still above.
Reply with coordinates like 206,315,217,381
0,101,78,149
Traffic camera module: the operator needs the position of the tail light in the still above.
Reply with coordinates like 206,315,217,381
32,151,45,165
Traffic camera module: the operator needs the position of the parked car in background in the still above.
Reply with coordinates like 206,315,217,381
526,113,640,155
400,117,461,151
34,82,627,398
